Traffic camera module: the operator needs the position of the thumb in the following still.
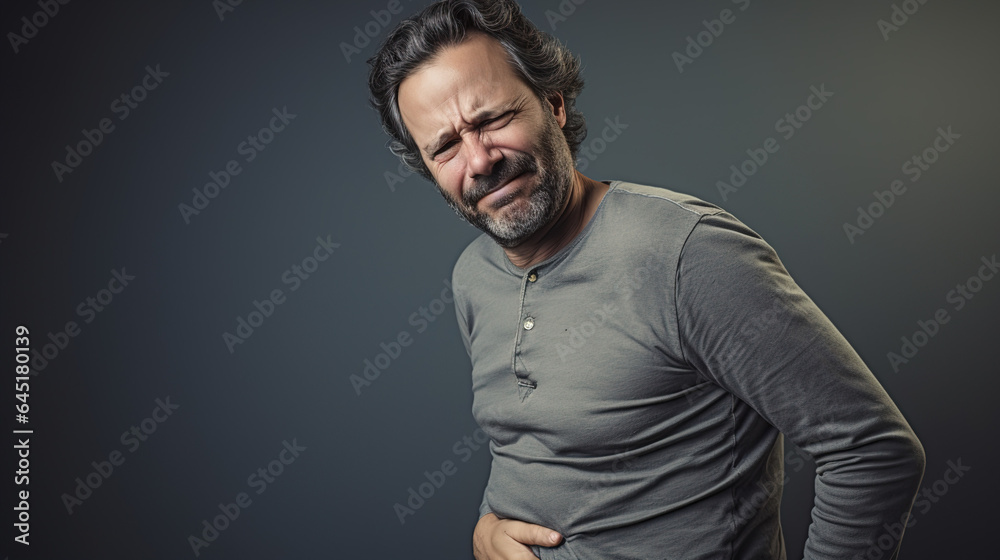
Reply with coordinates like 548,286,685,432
501,520,563,547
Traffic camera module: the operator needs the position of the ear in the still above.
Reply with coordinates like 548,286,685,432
544,92,568,128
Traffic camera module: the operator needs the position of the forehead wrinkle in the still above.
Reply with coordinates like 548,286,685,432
423,81,515,154
399,33,532,155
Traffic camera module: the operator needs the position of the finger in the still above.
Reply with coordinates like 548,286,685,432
492,532,544,560
499,520,563,547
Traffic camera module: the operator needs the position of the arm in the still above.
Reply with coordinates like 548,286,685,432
675,211,925,559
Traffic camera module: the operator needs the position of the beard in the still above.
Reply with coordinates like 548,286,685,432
435,109,575,248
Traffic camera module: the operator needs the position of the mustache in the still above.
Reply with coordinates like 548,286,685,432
463,154,537,207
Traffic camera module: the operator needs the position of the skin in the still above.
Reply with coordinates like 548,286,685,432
397,31,611,558
397,30,609,270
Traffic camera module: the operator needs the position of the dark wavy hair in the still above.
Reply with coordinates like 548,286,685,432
366,0,587,183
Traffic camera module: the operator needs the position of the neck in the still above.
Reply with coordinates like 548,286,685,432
503,171,609,270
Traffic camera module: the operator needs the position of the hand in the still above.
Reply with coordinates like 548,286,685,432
473,513,563,559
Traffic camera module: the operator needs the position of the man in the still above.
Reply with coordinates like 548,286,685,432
367,1,926,558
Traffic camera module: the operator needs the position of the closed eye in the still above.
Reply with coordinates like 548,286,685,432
482,111,514,129
433,140,458,158
432,111,515,160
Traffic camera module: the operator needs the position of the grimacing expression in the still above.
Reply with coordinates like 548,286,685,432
397,32,577,248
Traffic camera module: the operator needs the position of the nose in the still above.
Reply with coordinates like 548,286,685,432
464,131,502,180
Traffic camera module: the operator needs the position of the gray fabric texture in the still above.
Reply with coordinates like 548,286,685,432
452,180,925,559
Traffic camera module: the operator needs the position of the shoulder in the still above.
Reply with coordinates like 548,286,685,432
603,180,768,247
595,180,729,257
598,181,785,284
603,180,726,220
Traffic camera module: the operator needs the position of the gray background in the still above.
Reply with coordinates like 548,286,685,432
2,0,997,558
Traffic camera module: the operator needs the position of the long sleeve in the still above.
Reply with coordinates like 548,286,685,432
674,211,926,559
454,268,495,521
479,490,493,519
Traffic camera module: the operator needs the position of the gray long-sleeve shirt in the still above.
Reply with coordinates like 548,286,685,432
452,181,925,559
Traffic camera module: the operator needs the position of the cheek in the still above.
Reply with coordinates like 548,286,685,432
434,164,466,200
490,127,534,154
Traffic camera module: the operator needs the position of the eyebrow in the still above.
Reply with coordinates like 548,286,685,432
423,99,521,156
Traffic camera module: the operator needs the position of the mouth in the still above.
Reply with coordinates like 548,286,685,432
479,171,530,208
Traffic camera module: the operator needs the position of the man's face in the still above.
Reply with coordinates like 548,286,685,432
397,31,576,247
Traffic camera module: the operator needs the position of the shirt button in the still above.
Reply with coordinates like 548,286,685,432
523,317,535,330
528,272,537,282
